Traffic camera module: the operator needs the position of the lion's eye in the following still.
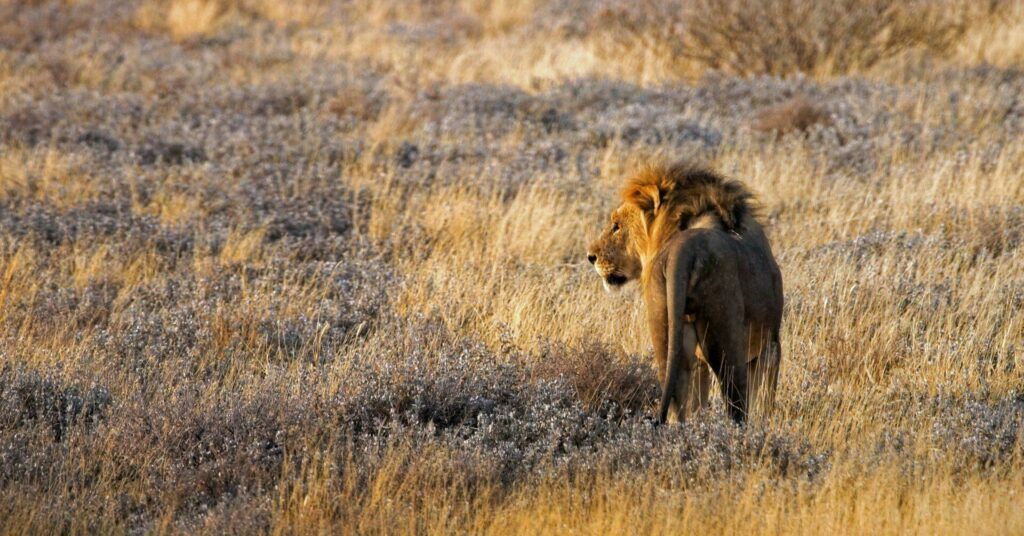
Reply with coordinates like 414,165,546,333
612,223,620,233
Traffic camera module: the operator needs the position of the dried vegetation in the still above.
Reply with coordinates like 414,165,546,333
0,0,1022,533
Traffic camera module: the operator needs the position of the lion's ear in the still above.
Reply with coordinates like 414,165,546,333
623,182,662,236
623,182,661,213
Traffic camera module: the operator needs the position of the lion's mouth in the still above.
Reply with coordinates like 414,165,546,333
604,273,628,287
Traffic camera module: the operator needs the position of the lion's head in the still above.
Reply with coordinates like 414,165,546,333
586,202,645,291
587,161,757,292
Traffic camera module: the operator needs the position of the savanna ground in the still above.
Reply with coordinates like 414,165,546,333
1,0,1023,533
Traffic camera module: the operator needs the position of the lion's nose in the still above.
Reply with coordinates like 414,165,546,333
587,254,597,264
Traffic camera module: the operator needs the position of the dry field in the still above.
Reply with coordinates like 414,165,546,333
1,0,1023,533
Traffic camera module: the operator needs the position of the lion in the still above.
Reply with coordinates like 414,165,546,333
586,161,784,424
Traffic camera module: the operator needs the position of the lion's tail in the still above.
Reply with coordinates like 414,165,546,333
658,249,692,424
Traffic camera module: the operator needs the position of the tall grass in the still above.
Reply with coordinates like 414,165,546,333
0,0,1022,533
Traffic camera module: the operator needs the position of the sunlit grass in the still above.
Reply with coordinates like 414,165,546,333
0,1,1022,534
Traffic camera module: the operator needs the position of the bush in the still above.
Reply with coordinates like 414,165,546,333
752,96,832,137
681,0,969,76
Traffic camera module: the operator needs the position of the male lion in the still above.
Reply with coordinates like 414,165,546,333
586,161,783,424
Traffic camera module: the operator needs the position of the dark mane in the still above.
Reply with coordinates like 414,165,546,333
621,160,759,233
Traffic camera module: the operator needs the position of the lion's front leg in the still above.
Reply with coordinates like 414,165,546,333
665,368,692,425
668,323,704,423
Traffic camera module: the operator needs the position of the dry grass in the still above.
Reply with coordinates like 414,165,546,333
680,0,972,77
0,0,1023,534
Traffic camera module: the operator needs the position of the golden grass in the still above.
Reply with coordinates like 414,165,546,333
3,133,1020,535
323,117,1021,533
1,1,1022,534
0,148,99,208
280,0,1023,87
954,2,1024,68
